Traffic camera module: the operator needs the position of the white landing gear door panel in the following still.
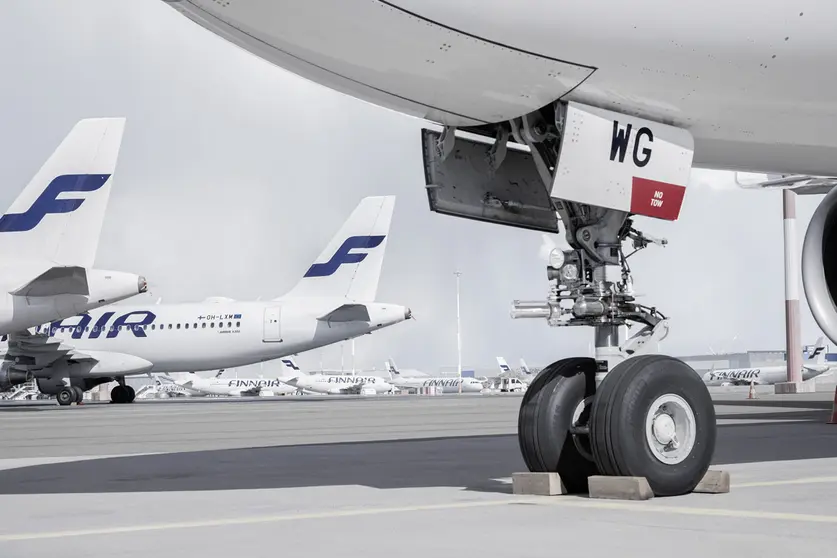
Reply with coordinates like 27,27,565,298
552,102,695,221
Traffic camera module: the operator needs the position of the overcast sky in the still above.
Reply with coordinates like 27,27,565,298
0,0,829,374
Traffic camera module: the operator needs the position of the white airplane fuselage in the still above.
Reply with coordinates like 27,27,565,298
390,376,485,394
162,0,837,176
180,376,299,396
287,374,395,395
12,298,409,376
702,364,831,387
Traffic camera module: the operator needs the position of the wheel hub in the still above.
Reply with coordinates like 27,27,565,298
652,412,676,445
644,394,696,465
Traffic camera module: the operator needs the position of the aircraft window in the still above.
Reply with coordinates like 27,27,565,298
236,321,240,327
227,322,231,328
142,325,147,330
193,323,197,329
211,322,215,328
185,323,189,329
85,327,90,332
76,327,82,334
168,324,172,329
202,323,206,329
177,323,181,329
151,324,156,330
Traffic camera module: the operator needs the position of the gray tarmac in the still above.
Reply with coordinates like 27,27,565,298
0,389,836,557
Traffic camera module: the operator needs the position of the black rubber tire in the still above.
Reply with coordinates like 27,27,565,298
72,386,84,403
125,385,136,403
589,354,716,497
518,357,600,493
110,385,125,404
57,388,74,406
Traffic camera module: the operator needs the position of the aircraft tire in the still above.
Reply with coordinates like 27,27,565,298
72,386,84,403
517,357,600,494
110,385,125,404
125,385,136,404
57,388,75,406
589,354,716,497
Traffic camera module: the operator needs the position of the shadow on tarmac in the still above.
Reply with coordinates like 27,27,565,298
0,407,834,495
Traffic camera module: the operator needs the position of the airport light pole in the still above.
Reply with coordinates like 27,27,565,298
782,188,803,389
455,271,462,394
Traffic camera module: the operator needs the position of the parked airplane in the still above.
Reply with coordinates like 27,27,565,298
280,356,394,394
387,365,485,394
161,0,837,495
170,370,300,397
0,117,148,392
702,337,832,387
1,196,411,405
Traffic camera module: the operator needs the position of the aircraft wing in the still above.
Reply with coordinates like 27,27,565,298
1,329,76,375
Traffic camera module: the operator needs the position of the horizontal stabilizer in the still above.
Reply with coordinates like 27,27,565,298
10,266,88,297
317,303,370,323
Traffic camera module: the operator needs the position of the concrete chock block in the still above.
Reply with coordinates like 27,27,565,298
512,472,567,496
588,476,654,501
693,469,730,494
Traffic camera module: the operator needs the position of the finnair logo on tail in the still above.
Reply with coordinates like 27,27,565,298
304,235,385,278
0,174,110,233
281,359,300,371
500,364,511,372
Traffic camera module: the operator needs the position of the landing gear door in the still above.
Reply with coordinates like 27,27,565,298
263,306,282,343
552,102,695,221
421,128,560,233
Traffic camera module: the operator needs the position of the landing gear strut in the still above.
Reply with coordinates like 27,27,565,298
505,118,715,495
424,100,717,496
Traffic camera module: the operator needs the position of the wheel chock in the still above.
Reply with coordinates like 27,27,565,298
512,473,568,496
693,469,730,494
588,476,654,501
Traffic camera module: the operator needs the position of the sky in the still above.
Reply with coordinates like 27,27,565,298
0,0,830,374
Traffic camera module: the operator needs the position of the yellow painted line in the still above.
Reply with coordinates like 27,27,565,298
4,493,837,542
735,475,837,488
0,500,513,542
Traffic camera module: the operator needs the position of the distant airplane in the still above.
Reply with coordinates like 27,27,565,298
0,118,148,393
701,337,832,386
387,363,486,394
1,196,411,405
279,356,394,395
168,370,300,397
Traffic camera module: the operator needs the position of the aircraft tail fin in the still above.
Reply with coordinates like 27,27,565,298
519,358,531,374
279,357,302,376
283,196,395,302
806,336,827,364
496,356,512,374
0,118,126,268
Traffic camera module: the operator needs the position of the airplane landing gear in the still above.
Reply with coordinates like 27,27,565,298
111,380,136,404
421,100,716,497
56,386,86,406
505,144,716,495
520,354,715,496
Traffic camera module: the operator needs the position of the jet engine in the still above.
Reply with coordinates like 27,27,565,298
802,186,837,346
0,363,32,391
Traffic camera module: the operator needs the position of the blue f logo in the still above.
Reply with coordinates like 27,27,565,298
281,359,300,371
304,235,385,278
0,174,110,233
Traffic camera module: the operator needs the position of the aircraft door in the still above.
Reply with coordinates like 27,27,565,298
263,306,282,343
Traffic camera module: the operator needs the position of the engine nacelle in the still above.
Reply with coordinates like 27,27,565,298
802,186,837,346
0,363,32,391
35,376,112,396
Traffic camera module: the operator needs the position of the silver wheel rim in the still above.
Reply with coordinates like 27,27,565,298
644,394,696,465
